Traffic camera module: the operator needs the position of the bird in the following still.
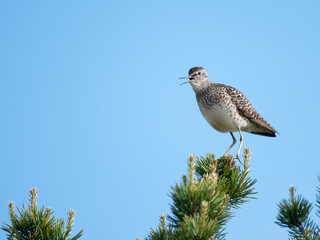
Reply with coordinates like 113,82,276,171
180,66,277,160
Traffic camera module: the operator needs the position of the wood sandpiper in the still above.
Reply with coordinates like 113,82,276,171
180,66,277,160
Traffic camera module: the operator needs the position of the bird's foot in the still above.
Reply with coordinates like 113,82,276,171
222,154,243,165
233,155,243,165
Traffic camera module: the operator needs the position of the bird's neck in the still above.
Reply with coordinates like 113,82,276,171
190,80,213,93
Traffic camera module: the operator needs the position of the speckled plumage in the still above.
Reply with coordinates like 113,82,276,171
196,83,277,136
181,66,277,160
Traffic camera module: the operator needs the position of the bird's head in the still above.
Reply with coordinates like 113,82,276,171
180,67,210,92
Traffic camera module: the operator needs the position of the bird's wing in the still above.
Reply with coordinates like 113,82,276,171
219,84,278,134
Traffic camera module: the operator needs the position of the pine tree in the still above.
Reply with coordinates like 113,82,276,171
1,188,84,240
275,179,320,240
144,147,257,240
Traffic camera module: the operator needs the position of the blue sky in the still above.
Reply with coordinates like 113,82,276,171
1,1,320,239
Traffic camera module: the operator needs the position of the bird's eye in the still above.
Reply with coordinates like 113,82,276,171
198,72,201,75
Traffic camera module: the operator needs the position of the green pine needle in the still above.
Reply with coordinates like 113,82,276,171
276,184,320,239
145,148,257,240
1,188,84,240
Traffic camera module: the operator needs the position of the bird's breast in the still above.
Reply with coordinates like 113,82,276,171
198,99,249,133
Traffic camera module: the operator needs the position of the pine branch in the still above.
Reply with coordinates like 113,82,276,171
1,188,84,240
145,148,257,240
146,215,175,240
276,185,320,240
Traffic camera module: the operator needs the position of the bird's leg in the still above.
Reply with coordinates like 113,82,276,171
224,132,236,156
235,127,244,162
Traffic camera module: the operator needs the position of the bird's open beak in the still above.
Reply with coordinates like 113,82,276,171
179,76,193,85
179,76,191,79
